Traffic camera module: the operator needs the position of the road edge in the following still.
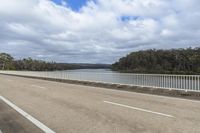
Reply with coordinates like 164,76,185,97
1,73,200,101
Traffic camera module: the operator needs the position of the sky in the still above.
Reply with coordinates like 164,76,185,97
0,0,200,63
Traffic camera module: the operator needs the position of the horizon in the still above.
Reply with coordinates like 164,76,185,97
0,0,200,63
1,46,199,64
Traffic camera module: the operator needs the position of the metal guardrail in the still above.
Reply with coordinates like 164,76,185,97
0,71,200,92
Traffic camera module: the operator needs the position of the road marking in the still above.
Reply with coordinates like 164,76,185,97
72,79,200,103
104,101,175,118
2,73,200,104
6,79,13,82
97,87,200,104
0,129,2,133
31,85,46,89
0,96,55,133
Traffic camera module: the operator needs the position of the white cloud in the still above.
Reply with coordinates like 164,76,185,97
0,0,200,63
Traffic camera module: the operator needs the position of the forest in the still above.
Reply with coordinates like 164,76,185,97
112,47,200,74
0,53,110,71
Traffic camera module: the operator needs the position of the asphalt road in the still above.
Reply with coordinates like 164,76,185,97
0,99,43,133
0,74,200,133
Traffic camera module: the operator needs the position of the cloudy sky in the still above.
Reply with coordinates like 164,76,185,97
0,0,200,63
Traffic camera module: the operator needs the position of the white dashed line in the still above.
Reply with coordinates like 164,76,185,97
6,79,13,82
98,87,200,104
31,85,46,89
104,101,175,118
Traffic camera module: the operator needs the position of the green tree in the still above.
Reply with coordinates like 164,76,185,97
112,47,200,74
0,53,15,70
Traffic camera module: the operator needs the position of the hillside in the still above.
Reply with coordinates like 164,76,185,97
112,47,200,74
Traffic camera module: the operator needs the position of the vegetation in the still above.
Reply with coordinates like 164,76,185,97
0,53,110,71
0,53,15,70
112,47,200,74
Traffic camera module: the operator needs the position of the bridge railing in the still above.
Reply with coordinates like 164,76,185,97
0,71,200,92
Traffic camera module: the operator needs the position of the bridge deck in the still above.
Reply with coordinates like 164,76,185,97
0,74,200,133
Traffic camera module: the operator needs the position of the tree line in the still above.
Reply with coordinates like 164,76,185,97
0,53,110,71
112,47,200,74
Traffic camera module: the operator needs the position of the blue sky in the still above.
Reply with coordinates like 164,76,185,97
52,0,89,11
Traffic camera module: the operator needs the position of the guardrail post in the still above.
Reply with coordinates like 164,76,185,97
198,76,200,91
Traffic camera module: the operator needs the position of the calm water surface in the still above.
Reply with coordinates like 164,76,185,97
48,69,199,90
50,69,138,85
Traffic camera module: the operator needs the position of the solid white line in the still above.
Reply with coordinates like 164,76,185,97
31,85,46,89
0,96,55,133
0,129,2,133
104,101,175,118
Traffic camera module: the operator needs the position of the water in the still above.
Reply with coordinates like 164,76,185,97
46,69,200,91
53,69,135,85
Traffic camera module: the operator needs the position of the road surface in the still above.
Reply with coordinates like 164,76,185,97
0,74,200,133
